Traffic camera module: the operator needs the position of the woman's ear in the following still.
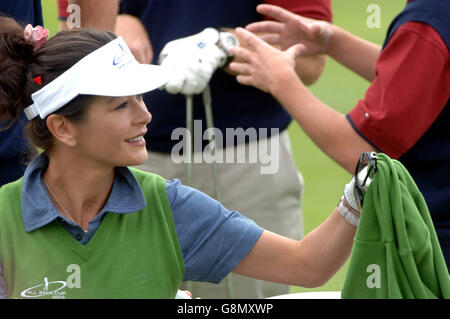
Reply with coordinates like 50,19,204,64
46,114,78,148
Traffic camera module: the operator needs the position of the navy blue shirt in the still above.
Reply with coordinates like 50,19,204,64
0,153,263,298
0,0,43,26
0,0,43,186
119,0,293,153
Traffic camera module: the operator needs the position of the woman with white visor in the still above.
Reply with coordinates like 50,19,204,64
0,17,361,299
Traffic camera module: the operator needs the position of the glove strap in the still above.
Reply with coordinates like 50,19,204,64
216,28,240,67
337,196,360,227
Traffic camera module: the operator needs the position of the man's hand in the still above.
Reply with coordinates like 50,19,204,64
158,28,228,95
248,4,380,82
246,4,333,56
229,28,304,94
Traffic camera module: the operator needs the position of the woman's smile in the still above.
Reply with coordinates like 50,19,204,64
125,133,146,146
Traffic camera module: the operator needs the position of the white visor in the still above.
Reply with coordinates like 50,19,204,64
24,36,169,120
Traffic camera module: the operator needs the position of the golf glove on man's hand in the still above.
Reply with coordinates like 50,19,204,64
158,28,237,95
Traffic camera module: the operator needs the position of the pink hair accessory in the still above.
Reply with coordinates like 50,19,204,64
24,24,49,51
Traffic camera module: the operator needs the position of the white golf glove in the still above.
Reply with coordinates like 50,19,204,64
158,28,237,95
338,167,372,227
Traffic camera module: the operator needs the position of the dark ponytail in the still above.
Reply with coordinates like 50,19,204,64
0,17,35,125
0,17,117,151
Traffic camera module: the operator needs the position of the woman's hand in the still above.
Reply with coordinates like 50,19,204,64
246,4,333,56
229,27,304,94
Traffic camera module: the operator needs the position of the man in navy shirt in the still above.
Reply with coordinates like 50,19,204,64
116,0,332,298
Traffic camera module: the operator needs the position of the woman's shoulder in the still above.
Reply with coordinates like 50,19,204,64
0,178,23,198
0,178,23,222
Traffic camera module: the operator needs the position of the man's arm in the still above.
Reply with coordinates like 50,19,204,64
69,0,119,31
294,54,327,85
229,28,375,173
327,25,380,82
271,74,375,172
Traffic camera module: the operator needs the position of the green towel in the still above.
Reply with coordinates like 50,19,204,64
341,153,450,298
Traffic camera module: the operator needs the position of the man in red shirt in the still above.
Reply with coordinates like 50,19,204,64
229,0,450,269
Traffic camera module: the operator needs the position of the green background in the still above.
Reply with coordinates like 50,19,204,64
41,0,406,294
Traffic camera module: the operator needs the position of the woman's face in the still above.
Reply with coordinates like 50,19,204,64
73,95,151,167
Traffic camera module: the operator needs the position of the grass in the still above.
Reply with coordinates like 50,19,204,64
41,1,59,36
41,0,406,295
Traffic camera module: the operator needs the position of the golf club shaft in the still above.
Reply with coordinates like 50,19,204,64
185,95,193,186
202,85,222,202
184,95,194,296
202,85,235,299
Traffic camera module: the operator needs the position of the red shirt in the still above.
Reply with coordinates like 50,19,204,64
348,21,450,159
264,0,332,22
58,0,69,20
58,0,332,23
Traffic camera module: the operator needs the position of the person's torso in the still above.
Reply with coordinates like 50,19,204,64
0,169,184,299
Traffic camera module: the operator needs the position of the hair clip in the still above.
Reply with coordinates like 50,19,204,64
24,24,49,51
33,75,43,85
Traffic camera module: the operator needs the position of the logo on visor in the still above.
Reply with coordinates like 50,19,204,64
113,43,126,66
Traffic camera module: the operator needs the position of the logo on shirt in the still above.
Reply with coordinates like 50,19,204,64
21,277,67,298
19,264,81,299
